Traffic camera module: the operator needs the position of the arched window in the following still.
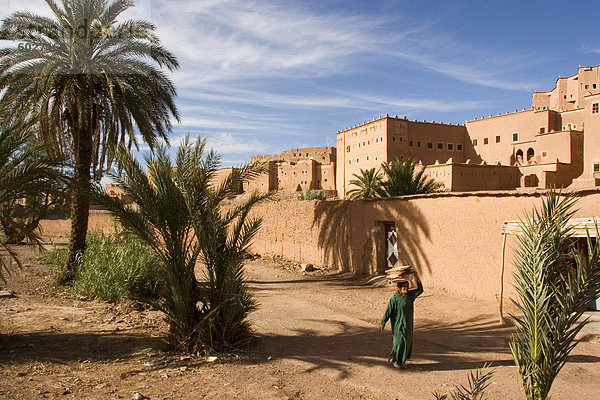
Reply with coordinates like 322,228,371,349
516,149,524,164
527,148,535,163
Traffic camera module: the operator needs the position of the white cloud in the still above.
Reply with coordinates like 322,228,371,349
170,132,269,155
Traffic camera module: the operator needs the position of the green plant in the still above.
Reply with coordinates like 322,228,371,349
433,364,495,400
509,191,600,400
95,136,269,352
72,232,162,301
0,0,180,281
297,188,326,200
38,233,161,301
380,158,443,196
0,121,63,282
38,246,68,268
346,168,384,199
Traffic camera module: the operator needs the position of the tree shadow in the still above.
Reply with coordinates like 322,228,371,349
0,330,167,365
313,198,433,276
244,315,600,380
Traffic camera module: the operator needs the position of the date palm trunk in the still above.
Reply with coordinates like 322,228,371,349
64,117,93,283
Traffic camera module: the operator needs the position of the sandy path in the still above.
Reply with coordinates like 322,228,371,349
1,251,599,399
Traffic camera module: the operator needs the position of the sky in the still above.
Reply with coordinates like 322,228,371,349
2,0,600,168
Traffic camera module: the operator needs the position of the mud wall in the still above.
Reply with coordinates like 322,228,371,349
248,190,600,302
39,212,118,239
39,191,600,302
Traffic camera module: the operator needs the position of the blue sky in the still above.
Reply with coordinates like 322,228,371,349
2,0,600,167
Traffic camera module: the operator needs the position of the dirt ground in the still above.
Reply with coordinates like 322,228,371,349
1,246,599,400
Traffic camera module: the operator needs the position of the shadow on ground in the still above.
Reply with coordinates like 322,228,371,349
249,316,600,380
0,330,167,364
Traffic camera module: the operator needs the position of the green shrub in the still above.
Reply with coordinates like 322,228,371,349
39,232,162,302
72,232,162,301
297,188,326,201
38,246,68,267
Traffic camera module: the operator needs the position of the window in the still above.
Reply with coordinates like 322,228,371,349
348,160,351,164
346,145,350,152
375,138,378,143
356,158,360,163
496,135,501,143
593,103,599,114
513,133,519,141
564,95,567,99
594,163,600,172
585,85,590,89
366,156,369,161
483,138,489,145
392,136,396,141
417,141,421,147
472,139,478,146
594,84,598,89
399,137,404,142
437,143,443,149
447,143,453,150
457,144,463,151
427,142,433,149
409,141,413,146
542,151,548,158
539,127,546,134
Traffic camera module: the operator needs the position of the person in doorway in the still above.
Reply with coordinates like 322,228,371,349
379,272,423,369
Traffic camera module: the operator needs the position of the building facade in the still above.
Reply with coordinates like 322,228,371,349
248,147,336,193
336,65,600,197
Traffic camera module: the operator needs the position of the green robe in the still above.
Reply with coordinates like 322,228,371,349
380,282,424,364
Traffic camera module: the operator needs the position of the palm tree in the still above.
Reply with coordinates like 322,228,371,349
509,191,600,400
0,120,63,282
95,136,269,352
346,168,384,200
0,0,179,281
380,158,443,196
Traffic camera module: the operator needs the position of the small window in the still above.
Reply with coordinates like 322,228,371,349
409,141,413,146
427,142,433,149
594,84,598,89
366,156,369,161
594,163,600,172
367,141,370,145
513,133,519,141
542,151,548,158
593,103,599,114
348,160,351,164
483,138,489,145
380,137,383,141
496,135,501,143
375,138,378,143
539,127,546,134
472,139,478,146
437,143,443,149
399,137,404,142
564,95,567,99
447,143,453,150
346,145,350,152
356,158,360,163
417,141,421,147
392,136,396,141
457,144,463,151
585,85,590,89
